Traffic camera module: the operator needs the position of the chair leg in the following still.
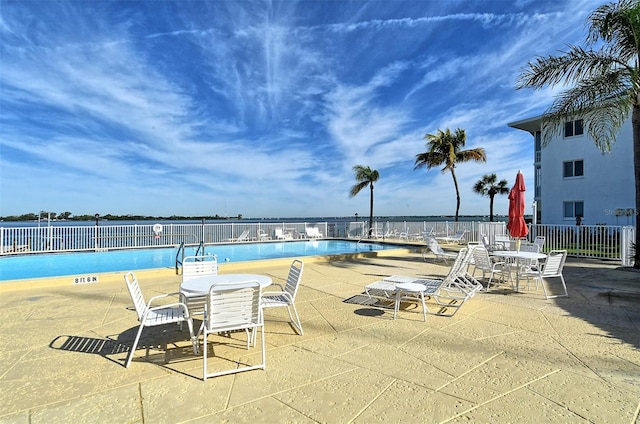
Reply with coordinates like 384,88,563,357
543,276,569,299
185,318,198,355
203,331,208,381
125,323,145,368
287,304,304,335
540,276,550,299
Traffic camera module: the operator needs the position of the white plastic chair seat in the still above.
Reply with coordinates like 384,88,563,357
261,293,292,306
144,307,187,325
365,280,397,299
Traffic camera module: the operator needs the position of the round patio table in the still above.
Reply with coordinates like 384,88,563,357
180,274,272,295
491,250,547,292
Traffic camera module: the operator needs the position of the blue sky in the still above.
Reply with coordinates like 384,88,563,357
0,0,604,219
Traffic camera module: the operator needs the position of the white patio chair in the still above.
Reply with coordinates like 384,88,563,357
182,255,218,280
471,247,508,291
423,235,458,263
533,236,545,251
521,250,569,299
494,234,512,250
180,255,219,319
275,228,292,240
257,229,271,241
481,234,503,252
262,259,304,335
123,272,197,368
199,280,265,380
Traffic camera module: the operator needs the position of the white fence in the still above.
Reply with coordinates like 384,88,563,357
368,220,634,266
1,220,635,266
0,222,364,254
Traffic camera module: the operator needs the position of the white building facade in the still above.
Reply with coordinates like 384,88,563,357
509,115,636,226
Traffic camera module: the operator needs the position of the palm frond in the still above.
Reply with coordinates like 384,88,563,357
456,148,487,163
349,181,369,198
541,70,633,150
588,0,640,62
516,46,627,89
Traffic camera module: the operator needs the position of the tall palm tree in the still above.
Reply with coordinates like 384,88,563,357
349,165,379,238
415,128,487,222
473,174,510,222
516,0,640,268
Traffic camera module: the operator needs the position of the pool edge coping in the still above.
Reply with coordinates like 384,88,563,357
0,247,415,292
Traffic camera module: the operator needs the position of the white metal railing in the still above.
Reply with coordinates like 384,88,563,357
1,220,634,265
0,222,364,255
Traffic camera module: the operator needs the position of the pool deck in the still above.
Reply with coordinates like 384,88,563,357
1,248,639,423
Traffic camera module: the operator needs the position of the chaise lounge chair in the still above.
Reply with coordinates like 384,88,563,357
436,230,467,244
365,249,476,318
275,228,293,240
423,236,458,263
227,228,251,242
305,227,323,239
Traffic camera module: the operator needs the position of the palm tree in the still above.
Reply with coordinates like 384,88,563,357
516,0,640,268
349,165,380,238
473,174,509,222
415,128,487,222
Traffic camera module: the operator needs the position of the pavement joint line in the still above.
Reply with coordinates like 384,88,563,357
334,342,373,359
633,398,640,423
473,329,528,341
347,378,398,424
214,366,361,415
550,334,609,383
101,293,117,327
540,309,563,339
397,327,430,348
434,351,505,393
438,369,562,424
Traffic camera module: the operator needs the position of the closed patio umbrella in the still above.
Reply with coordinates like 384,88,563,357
506,171,528,250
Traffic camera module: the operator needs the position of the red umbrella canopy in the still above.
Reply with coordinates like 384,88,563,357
507,171,529,239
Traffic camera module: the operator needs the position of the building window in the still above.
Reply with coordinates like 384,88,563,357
564,119,584,137
534,131,541,163
563,160,584,177
563,201,584,219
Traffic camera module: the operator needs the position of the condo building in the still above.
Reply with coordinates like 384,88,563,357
508,115,636,226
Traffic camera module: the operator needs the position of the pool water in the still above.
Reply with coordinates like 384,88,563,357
0,240,397,281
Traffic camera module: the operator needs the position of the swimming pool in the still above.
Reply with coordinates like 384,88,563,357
0,240,398,281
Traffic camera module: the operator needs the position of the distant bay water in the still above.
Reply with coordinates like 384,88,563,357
0,215,509,228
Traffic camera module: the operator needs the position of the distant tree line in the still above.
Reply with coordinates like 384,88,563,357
0,211,243,222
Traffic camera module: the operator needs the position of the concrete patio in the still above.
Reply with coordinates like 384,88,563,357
1,249,639,423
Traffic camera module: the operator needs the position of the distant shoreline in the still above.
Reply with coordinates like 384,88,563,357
0,215,513,227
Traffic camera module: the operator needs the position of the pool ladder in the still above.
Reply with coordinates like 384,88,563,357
175,241,206,274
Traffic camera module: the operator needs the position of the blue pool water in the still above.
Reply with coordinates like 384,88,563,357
0,240,397,281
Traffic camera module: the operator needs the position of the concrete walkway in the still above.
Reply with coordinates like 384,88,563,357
1,250,639,423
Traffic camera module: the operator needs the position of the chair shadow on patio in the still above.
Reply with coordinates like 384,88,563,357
50,323,200,368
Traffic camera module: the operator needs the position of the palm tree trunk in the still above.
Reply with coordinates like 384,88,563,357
632,103,640,268
451,170,461,222
368,184,374,238
489,195,495,222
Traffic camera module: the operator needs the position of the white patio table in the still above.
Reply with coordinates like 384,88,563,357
491,250,547,292
180,274,272,295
